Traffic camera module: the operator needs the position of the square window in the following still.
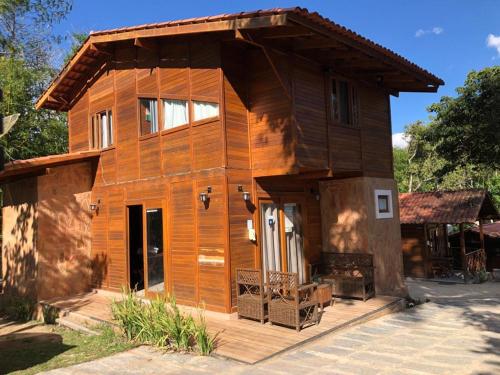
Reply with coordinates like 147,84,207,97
139,98,158,135
163,99,189,130
375,189,393,219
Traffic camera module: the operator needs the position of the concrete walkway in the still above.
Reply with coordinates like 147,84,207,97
44,280,500,375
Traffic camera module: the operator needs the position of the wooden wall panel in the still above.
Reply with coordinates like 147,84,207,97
248,50,293,174
222,44,250,170
330,126,362,172
360,87,393,178
139,136,161,179
190,42,220,100
100,149,117,185
192,122,224,171
90,186,109,289
89,70,114,112
115,69,140,182
293,64,328,171
107,188,126,290
401,224,428,278
170,180,197,305
159,43,189,97
68,92,89,152
161,129,191,175
227,171,255,307
196,176,227,311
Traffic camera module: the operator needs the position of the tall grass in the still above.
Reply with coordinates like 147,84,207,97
111,288,215,355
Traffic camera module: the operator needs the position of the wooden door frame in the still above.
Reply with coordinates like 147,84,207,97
256,193,309,281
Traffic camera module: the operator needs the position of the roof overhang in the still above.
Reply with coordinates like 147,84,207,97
36,7,444,111
0,151,100,184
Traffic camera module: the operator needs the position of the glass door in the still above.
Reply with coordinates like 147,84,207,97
259,198,306,284
143,200,166,296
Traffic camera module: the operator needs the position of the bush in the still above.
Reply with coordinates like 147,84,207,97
111,288,215,355
42,304,59,324
1,295,36,321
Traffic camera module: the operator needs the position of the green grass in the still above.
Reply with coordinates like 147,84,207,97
1,324,134,375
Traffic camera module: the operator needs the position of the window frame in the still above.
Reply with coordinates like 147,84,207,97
161,98,190,132
138,97,159,137
328,75,359,128
374,189,394,219
90,108,114,150
191,100,220,126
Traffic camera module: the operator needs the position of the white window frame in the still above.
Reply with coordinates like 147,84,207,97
374,189,393,219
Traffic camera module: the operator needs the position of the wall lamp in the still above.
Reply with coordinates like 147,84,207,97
238,185,251,202
199,186,212,203
89,199,101,212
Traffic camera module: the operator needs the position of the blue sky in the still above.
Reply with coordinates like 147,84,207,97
53,0,500,140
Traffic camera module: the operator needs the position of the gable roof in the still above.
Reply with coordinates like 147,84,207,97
399,190,500,224
470,222,500,239
36,7,444,111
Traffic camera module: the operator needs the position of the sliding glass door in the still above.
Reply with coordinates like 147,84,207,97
143,200,166,296
259,198,306,284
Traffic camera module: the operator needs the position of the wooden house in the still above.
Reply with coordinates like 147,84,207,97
1,8,444,313
399,190,499,280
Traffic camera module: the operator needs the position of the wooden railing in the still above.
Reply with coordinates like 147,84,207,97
465,248,486,279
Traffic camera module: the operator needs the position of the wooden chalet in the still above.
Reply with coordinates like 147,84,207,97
1,8,443,314
399,190,499,281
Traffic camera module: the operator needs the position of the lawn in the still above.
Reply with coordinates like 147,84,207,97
0,321,134,374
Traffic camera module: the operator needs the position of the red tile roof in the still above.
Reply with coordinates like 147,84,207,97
399,190,499,224
470,222,500,239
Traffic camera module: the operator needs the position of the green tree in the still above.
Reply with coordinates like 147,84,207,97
0,0,72,161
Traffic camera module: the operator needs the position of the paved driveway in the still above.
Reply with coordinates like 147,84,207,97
44,280,500,375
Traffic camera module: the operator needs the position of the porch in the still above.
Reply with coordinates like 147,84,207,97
43,290,403,364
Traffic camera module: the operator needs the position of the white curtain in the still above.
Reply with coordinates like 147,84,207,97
284,203,305,284
149,100,158,133
163,100,189,130
260,203,281,283
193,101,219,121
100,112,109,148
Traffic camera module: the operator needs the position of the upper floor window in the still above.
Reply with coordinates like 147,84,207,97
375,189,393,219
330,79,359,127
163,99,189,130
90,109,113,149
193,101,219,122
139,98,158,135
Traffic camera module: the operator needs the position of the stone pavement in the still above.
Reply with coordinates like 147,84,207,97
44,280,500,375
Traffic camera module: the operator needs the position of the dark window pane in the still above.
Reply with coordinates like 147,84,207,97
146,208,164,292
331,79,338,120
108,110,113,146
378,195,389,213
139,99,158,135
339,81,351,124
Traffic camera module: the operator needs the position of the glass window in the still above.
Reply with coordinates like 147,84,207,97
375,189,393,219
331,79,338,121
146,208,164,293
163,99,189,130
193,101,219,122
90,110,113,149
339,81,351,125
139,99,158,135
378,195,389,213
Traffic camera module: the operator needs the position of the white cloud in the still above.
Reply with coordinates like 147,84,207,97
487,34,500,56
415,27,444,38
392,133,408,149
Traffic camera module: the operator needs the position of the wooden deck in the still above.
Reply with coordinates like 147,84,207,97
44,291,404,364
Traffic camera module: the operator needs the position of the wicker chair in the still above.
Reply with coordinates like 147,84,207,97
236,268,268,323
267,271,319,332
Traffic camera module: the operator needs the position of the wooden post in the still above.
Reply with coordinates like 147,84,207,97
479,220,486,272
459,223,467,283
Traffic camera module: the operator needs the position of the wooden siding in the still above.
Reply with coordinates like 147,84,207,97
401,224,428,278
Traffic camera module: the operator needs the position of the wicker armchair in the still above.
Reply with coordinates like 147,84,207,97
267,271,319,332
236,268,268,323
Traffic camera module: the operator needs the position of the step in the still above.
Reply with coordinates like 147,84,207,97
58,316,99,335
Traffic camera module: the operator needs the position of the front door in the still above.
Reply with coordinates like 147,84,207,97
259,198,306,284
143,200,167,297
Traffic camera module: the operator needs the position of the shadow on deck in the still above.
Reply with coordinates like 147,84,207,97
44,291,404,364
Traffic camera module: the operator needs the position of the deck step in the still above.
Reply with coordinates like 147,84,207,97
58,316,99,335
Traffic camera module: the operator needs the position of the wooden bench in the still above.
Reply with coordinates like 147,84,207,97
319,253,375,302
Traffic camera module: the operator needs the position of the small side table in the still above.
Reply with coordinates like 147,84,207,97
315,283,333,312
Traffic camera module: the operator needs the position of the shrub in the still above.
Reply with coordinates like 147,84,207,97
1,295,36,321
42,304,59,324
111,288,216,355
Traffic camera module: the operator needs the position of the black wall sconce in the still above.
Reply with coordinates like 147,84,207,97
199,186,212,203
89,199,101,213
238,184,251,202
